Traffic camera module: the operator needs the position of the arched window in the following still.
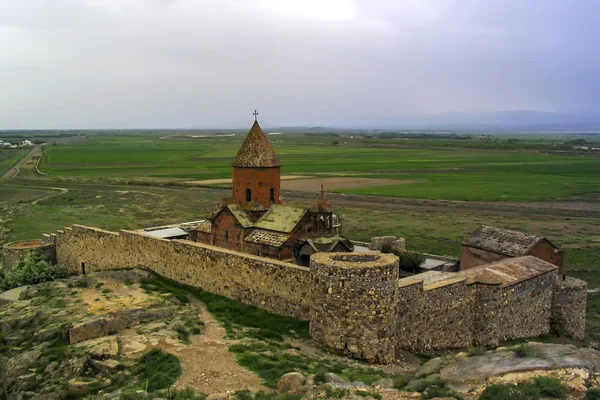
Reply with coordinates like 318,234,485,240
246,188,251,202
270,188,275,203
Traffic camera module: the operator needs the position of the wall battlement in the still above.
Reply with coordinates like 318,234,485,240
11,224,587,363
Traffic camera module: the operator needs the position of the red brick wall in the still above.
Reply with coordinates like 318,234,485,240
530,240,563,271
211,208,245,251
233,167,281,207
461,245,506,270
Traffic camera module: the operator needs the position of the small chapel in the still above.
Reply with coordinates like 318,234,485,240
192,115,353,265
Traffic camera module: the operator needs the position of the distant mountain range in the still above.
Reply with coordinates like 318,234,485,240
340,111,600,132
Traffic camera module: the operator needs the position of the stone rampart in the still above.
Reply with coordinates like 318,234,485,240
2,240,57,271
397,279,475,353
7,224,586,360
310,253,399,364
552,276,587,341
498,270,558,341
54,225,311,319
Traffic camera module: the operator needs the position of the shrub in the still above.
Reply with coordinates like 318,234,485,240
414,378,463,400
135,348,182,392
587,388,600,400
400,252,425,273
355,391,382,400
512,343,537,358
467,347,487,357
479,384,515,400
380,244,393,254
313,369,327,385
173,324,190,342
2,254,69,289
532,376,567,398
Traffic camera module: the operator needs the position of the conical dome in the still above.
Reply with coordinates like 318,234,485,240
233,121,281,168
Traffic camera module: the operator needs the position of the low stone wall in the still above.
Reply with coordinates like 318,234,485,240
397,279,475,353
310,253,399,364
2,240,56,271
552,276,587,341
55,225,311,319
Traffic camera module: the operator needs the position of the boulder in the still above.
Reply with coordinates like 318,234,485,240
76,336,119,359
416,358,445,378
371,378,394,389
92,359,121,373
278,372,305,394
324,373,346,384
68,306,173,343
438,343,600,384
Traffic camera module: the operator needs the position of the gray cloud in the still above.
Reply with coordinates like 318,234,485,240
0,0,598,128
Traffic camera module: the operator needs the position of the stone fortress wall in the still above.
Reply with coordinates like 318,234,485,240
5,224,588,363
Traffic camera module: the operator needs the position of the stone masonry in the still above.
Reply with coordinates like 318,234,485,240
6,225,589,363
310,253,399,364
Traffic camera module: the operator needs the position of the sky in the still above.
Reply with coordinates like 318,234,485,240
0,0,598,129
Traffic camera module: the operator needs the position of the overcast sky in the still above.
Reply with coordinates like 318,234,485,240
0,0,598,128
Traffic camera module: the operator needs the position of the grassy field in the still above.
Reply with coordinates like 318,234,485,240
39,134,600,202
0,148,27,175
2,130,600,340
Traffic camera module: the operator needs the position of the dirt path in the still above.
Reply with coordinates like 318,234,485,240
31,187,68,205
170,299,265,394
0,146,40,180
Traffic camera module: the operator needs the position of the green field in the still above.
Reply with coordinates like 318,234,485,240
39,134,600,202
0,148,27,175
3,130,600,340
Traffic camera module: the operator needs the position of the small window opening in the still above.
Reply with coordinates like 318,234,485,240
246,188,252,202
270,188,275,203
225,230,229,240
80,262,86,275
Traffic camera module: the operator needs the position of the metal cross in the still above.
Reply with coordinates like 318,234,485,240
253,110,259,122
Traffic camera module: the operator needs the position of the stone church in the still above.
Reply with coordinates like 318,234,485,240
193,119,353,264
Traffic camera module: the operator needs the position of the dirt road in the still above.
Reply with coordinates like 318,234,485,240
0,146,40,180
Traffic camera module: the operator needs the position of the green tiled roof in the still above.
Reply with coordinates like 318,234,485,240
227,204,254,228
255,205,308,233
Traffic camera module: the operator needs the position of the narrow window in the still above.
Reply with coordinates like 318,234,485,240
246,188,251,202
225,230,229,240
80,262,86,275
270,188,275,203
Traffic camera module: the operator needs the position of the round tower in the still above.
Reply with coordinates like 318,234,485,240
232,119,281,209
2,240,56,270
310,252,399,364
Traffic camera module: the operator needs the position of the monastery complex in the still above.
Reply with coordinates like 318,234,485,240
2,118,589,363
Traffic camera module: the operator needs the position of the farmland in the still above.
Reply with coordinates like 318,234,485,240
2,130,600,338
39,134,600,201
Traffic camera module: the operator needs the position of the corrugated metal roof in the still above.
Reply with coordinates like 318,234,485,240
144,227,188,239
232,121,281,168
466,225,543,257
254,204,307,233
244,229,289,247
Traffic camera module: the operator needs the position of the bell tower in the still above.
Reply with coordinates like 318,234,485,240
232,112,282,209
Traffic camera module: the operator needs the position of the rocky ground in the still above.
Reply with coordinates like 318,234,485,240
2,269,600,400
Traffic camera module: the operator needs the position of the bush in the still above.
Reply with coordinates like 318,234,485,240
1,254,69,289
135,348,182,392
587,388,600,400
512,343,537,358
380,244,393,254
467,347,487,356
533,376,567,398
400,252,425,273
480,378,567,400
